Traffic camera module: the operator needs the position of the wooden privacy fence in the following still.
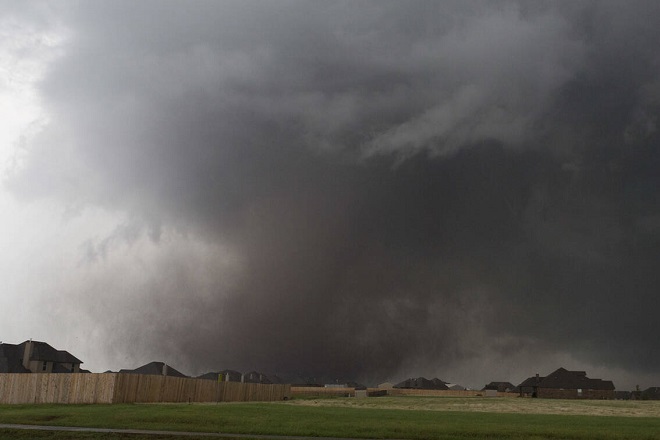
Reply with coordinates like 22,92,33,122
0,373,116,404
291,386,356,398
0,373,290,404
112,374,290,403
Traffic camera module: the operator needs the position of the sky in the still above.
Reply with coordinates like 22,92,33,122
1,0,659,390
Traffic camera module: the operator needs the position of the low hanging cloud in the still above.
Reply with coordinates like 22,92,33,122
5,0,660,386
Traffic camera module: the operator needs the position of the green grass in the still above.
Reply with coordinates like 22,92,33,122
1,399,660,439
0,429,229,440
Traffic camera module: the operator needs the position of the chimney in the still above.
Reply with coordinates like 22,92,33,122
162,363,168,376
22,340,34,370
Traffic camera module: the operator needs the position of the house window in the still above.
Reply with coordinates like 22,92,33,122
42,361,47,371
577,388,583,396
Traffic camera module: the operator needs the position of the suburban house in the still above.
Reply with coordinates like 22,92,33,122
0,340,83,373
482,382,517,393
518,374,544,396
197,371,225,381
118,361,187,378
642,387,660,400
518,368,615,399
243,370,273,384
197,369,281,383
394,377,449,390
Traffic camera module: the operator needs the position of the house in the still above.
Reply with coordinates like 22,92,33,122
265,374,284,384
642,387,660,400
394,377,449,390
218,369,243,382
118,361,187,377
0,340,83,373
482,382,517,393
196,371,223,381
243,371,272,384
197,369,269,383
518,374,544,397
517,368,615,399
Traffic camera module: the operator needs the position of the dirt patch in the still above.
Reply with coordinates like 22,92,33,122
287,396,660,418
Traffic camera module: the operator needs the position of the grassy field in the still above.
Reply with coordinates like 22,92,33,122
1,397,660,439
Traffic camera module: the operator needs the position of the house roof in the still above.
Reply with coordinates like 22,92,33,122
394,377,449,390
0,343,30,373
119,361,187,377
197,372,222,381
642,387,660,398
198,370,276,382
243,371,269,383
482,382,516,392
518,375,545,388
265,374,284,384
219,369,243,381
20,340,82,364
1,341,82,373
518,368,614,391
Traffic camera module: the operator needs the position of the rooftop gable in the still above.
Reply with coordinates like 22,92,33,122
518,376,545,388
119,361,187,377
19,340,82,364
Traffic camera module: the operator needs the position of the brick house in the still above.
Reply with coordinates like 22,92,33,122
518,367,615,399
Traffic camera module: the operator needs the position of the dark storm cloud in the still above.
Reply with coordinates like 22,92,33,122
9,0,660,383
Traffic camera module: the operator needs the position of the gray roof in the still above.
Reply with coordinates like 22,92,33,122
518,375,544,388
0,341,82,373
642,387,660,399
20,340,82,364
394,377,449,390
0,343,30,373
518,368,614,391
119,361,187,377
482,382,516,392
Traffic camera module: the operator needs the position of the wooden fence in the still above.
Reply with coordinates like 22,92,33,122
0,373,290,404
0,373,116,404
112,374,291,403
291,386,356,398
